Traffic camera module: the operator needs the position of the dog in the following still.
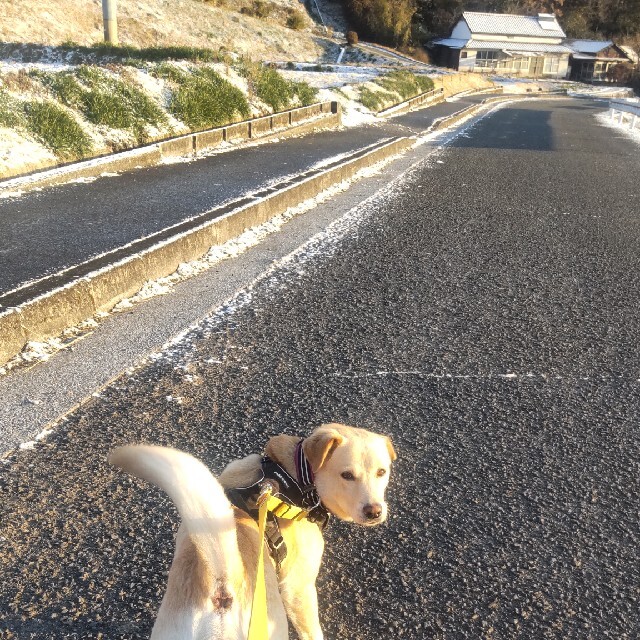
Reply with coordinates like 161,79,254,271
109,423,397,639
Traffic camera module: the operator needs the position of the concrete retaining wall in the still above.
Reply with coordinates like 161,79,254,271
0,132,407,367
377,88,445,118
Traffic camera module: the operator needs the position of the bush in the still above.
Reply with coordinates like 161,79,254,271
291,81,318,106
24,101,93,160
287,10,306,30
254,66,293,110
169,67,250,129
347,30,359,46
240,0,273,18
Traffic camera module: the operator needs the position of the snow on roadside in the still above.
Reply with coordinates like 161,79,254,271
0,151,402,376
595,110,640,145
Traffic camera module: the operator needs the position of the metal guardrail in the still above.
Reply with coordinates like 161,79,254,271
609,99,640,129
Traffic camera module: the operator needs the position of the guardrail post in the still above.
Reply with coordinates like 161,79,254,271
632,115,638,131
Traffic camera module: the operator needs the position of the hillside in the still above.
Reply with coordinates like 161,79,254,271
0,0,330,62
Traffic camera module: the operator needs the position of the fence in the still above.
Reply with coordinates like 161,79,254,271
609,99,640,130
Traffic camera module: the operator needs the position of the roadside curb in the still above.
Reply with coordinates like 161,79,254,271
0,103,341,194
426,92,566,134
0,136,412,367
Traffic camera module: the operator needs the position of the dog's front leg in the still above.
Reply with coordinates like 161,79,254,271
280,582,324,640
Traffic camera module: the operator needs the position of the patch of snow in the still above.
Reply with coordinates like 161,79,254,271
595,110,640,145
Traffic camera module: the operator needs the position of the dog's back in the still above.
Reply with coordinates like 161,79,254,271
109,445,286,639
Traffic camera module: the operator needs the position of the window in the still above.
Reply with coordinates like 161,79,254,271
543,57,560,73
460,51,467,59
511,57,529,71
475,50,498,68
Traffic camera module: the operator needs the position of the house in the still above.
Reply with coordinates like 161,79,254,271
429,11,573,79
566,40,636,82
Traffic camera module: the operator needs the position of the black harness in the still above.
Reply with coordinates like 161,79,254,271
225,440,330,570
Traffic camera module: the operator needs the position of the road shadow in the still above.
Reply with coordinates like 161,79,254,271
452,107,555,151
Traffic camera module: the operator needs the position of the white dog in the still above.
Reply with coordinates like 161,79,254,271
109,423,397,639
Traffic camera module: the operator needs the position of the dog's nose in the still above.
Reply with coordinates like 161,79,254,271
363,504,382,520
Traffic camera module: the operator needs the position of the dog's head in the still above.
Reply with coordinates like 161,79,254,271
303,423,397,526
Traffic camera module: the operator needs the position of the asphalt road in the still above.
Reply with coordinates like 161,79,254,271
0,94,489,300
1,98,639,639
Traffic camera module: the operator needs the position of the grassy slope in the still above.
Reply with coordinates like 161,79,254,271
0,0,334,177
0,0,326,61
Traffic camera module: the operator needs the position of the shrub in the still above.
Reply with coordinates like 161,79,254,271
169,68,250,129
287,10,306,30
241,0,273,18
291,81,318,106
24,101,93,160
254,66,293,111
347,30,359,46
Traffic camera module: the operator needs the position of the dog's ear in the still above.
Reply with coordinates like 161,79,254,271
303,428,344,472
384,436,397,462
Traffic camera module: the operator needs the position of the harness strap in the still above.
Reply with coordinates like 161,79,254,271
224,440,331,569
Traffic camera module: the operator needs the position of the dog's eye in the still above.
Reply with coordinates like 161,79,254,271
341,471,355,481
376,469,387,477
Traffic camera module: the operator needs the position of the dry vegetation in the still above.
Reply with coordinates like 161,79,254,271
0,0,325,61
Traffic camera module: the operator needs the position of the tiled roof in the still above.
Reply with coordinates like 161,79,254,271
566,39,613,54
463,12,565,38
466,40,572,54
431,38,468,49
619,45,639,63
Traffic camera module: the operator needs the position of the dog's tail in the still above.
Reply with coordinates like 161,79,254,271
109,445,241,585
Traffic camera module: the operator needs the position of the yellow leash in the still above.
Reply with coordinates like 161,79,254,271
247,493,269,640
247,483,310,639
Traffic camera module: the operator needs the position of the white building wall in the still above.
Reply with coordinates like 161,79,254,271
451,20,472,39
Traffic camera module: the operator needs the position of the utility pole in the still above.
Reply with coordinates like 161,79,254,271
102,0,118,45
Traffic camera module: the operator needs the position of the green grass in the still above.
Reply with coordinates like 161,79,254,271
152,63,190,84
168,67,250,130
24,101,93,160
290,81,318,107
0,90,26,128
254,66,293,111
87,42,222,63
360,71,435,113
238,62,311,111
359,87,393,112
34,66,167,143
375,71,434,101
